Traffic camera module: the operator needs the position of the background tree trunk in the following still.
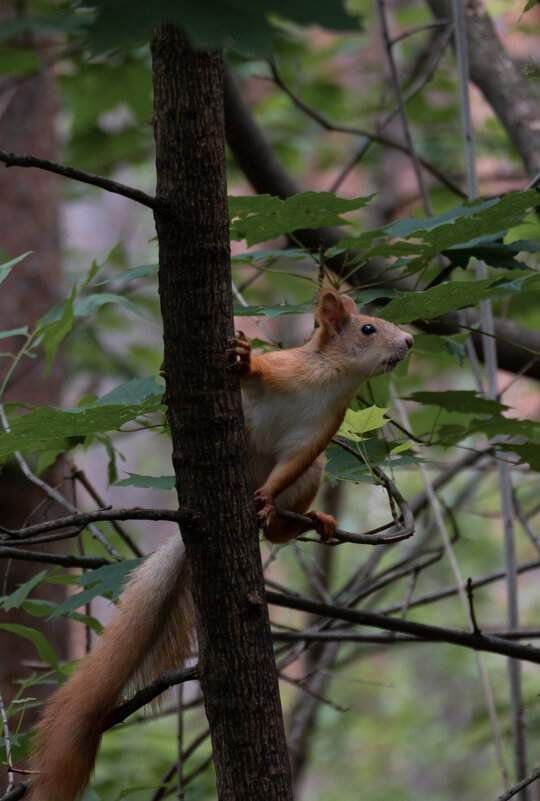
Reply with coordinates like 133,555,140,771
150,26,294,801
0,8,68,731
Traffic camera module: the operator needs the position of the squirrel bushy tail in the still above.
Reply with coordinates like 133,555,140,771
30,536,195,801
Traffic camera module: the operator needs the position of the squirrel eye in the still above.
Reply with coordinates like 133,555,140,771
361,323,377,336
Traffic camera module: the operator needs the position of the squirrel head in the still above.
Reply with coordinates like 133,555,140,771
314,289,413,380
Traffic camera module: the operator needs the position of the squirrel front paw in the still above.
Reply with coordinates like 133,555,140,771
254,488,276,528
226,331,251,375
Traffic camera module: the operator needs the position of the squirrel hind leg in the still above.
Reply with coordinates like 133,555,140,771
263,456,337,543
264,510,337,543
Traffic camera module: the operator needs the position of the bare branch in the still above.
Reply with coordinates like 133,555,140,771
1,507,198,543
268,60,463,197
0,545,110,569
104,667,199,730
266,591,540,665
0,149,159,210
496,768,540,801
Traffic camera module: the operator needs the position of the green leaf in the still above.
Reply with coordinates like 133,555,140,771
0,378,163,461
96,376,163,405
405,391,509,416
1,571,47,611
384,191,538,245
38,285,77,375
74,293,146,319
0,252,32,285
0,326,29,341
231,248,308,266
233,301,313,319
78,243,124,291
380,273,530,324
24,599,103,632
339,190,539,268
443,235,540,271
0,732,32,763
229,192,373,247
471,417,540,440
498,442,540,472
338,406,388,442
0,623,59,667
390,441,413,455
49,558,144,618
115,473,175,490
90,0,362,57
99,263,158,285
325,439,422,484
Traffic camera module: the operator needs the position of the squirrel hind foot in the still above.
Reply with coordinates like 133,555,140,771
263,509,338,544
305,510,338,542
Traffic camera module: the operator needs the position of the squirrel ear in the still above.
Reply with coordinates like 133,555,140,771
317,289,352,331
341,294,358,315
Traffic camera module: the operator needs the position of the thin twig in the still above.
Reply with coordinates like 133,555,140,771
231,282,280,345
453,0,527,790
269,60,464,196
330,23,457,194
466,578,481,635
513,492,540,556
69,466,144,557
391,17,452,45
0,149,159,210
392,391,509,789
380,558,540,616
277,508,413,545
0,403,122,557
496,768,540,801
375,0,433,214
327,436,415,542
0,507,197,542
266,591,540,665
0,546,110,569
0,690,14,794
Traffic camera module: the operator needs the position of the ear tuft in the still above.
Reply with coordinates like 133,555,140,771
316,289,352,331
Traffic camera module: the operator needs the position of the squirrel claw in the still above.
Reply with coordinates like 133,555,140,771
227,332,251,375
254,488,275,528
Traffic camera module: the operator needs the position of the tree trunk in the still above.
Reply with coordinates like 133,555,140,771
150,25,293,801
0,12,68,741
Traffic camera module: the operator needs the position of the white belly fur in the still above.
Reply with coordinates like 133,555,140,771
242,381,349,491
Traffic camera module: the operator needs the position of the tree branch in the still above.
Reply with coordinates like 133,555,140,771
0,507,198,543
0,546,110,569
0,149,160,210
104,667,199,730
266,591,540,665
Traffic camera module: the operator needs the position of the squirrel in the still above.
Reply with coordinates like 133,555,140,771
29,288,412,801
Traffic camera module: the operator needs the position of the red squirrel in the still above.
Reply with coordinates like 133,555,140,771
29,289,412,801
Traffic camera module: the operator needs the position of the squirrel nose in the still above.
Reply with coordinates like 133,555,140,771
404,332,413,350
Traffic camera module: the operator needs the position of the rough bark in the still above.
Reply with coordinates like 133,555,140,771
151,26,293,801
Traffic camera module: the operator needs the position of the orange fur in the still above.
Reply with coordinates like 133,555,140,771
242,288,413,538
29,539,194,801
